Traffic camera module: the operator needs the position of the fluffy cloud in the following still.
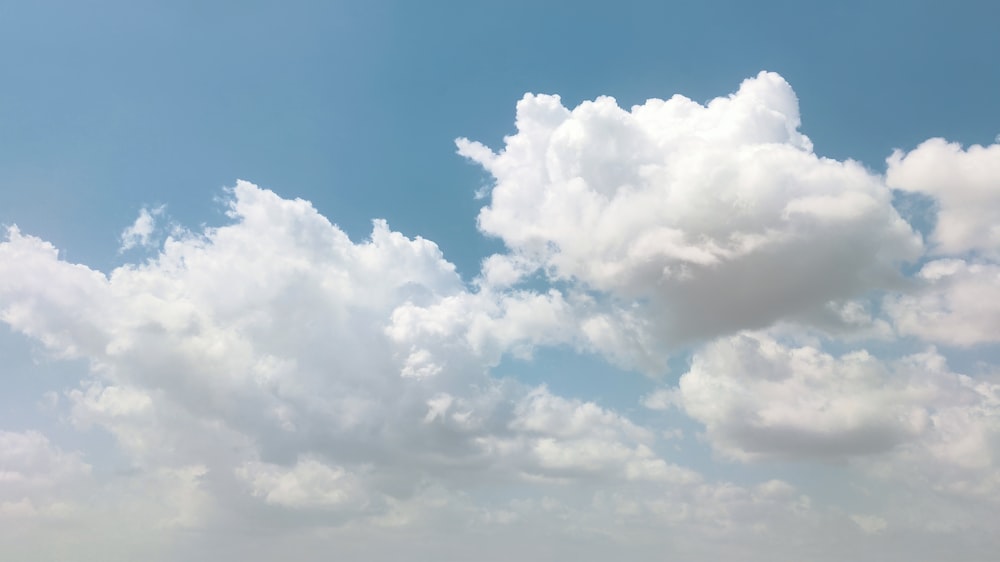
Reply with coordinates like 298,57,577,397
460,71,922,358
646,330,1000,549
885,259,1000,346
2,183,464,466
0,181,719,551
119,205,165,252
656,332,1000,495
4,70,1000,560
0,226,113,358
887,138,1000,256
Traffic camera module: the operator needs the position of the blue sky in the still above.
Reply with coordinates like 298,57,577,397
4,1,998,274
2,2,1000,560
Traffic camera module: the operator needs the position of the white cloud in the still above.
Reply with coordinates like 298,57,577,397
650,330,1000,548
459,71,922,364
885,259,1000,346
0,226,112,359
3,71,1000,560
476,386,700,484
119,205,165,252
0,430,90,510
237,457,369,510
887,138,1000,256
663,332,1000,505
0,181,717,551
665,333,932,461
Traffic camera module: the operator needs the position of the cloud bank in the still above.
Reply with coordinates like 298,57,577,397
2,73,1000,561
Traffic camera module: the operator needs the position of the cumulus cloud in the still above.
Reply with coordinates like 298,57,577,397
460,71,922,362
656,332,1000,489
654,333,928,460
0,181,721,552
3,183,466,468
887,138,1000,256
851,514,888,535
0,226,112,358
4,70,1000,560
0,430,90,514
885,259,1000,346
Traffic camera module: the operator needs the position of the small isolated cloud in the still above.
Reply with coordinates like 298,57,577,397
119,205,165,252
0,181,724,550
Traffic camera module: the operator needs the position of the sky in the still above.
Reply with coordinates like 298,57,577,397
1,1,1000,560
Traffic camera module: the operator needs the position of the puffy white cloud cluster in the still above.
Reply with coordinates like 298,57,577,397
649,334,917,460
885,259,1000,346
460,71,922,358
3,72,1000,560
883,139,1000,348
655,334,1000,475
3,181,762,559
0,430,90,518
887,138,1000,257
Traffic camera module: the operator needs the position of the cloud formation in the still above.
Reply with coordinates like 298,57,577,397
655,333,1000,475
2,73,1000,560
119,205,165,252
460,72,922,364
1,181,736,558
885,259,1000,346
887,138,1000,256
